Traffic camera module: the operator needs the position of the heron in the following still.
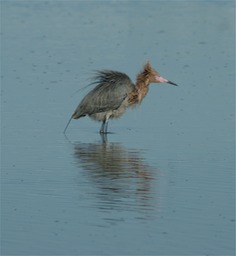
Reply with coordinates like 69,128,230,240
64,61,178,134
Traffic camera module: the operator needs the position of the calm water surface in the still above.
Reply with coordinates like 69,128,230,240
1,1,235,255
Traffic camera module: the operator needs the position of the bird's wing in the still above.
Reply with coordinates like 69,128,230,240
73,71,134,118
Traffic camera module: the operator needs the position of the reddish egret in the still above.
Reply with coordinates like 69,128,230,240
64,61,178,134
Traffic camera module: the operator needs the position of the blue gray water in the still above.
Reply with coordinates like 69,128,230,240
1,1,235,255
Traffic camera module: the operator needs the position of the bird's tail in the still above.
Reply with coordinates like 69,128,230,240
63,112,86,133
63,116,73,134
71,110,85,119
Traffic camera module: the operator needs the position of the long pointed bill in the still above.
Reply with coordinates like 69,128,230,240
167,80,178,86
156,75,178,86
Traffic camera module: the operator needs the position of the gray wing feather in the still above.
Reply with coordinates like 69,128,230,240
73,71,134,118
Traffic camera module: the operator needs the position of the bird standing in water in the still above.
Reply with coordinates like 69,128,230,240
64,61,178,134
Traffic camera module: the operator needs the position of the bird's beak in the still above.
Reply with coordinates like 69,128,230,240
167,80,178,86
155,75,178,86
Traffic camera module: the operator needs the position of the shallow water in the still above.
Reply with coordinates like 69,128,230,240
1,1,235,255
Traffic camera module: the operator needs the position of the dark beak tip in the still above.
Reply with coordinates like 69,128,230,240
168,80,178,86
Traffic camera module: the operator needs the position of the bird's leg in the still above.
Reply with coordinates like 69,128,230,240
100,120,106,133
104,120,109,133
100,118,109,134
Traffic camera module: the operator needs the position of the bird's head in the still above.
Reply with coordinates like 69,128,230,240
142,61,178,86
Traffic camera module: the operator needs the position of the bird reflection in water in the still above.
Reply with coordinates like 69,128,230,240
73,134,159,217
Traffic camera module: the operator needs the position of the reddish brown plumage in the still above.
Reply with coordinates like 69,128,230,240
128,61,160,105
